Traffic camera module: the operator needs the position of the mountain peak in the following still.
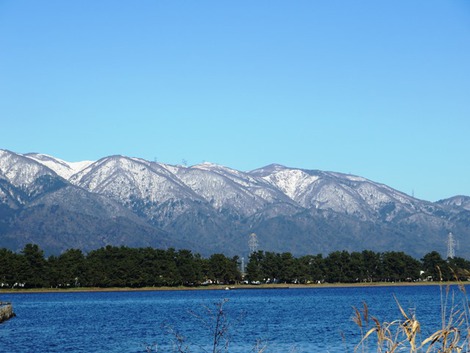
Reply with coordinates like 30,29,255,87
249,163,289,176
24,152,94,179
437,195,470,210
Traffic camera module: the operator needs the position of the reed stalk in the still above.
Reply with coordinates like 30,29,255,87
354,268,470,353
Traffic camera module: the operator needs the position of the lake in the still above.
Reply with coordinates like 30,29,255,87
0,285,467,352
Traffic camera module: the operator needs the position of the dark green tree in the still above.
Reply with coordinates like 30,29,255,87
349,252,366,282
245,251,264,283
382,251,420,282
208,254,240,284
421,251,449,281
21,244,47,288
161,248,182,286
448,256,470,280
176,249,202,285
262,252,281,282
0,248,25,287
49,249,86,287
361,250,382,282
324,251,352,282
307,254,324,283
279,252,297,283
297,255,314,284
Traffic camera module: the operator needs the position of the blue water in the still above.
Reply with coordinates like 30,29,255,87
0,285,465,353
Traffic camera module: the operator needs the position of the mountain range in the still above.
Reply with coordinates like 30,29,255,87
0,149,469,259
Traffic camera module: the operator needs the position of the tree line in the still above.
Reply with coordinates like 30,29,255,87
246,250,470,284
0,244,469,289
0,244,240,288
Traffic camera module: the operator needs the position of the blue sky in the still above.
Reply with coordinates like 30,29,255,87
0,1,469,202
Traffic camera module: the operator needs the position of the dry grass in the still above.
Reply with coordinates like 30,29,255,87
354,270,470,353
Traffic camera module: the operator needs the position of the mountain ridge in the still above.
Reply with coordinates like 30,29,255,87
0,149,468,258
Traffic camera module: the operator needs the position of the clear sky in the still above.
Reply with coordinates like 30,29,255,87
0,1,469,202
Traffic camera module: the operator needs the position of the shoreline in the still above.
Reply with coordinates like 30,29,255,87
2,281,467,294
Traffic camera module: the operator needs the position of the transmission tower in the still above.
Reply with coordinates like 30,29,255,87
248,233,259,254
447,232,456,259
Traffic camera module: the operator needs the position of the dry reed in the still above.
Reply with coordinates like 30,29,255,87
354,268,470,353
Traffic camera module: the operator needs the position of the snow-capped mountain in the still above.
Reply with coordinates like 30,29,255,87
69,156,189,200
25,152,94,179
0,148,468,258
437,195,470,211
250,164,432,222
0,150,60,189
175,162,297,217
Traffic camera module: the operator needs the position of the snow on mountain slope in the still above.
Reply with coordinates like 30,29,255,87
191,162,293,202
192,162,268,188
250,164,321,201
0,150,59,188
25,153,94,179
177,166,256,213
174,162,295,216
250,164,428,221
437,195,470,211
0,150,451,224
69,155,201,207
0,177,23,209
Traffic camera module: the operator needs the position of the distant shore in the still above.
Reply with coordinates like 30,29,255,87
2,281,467,294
